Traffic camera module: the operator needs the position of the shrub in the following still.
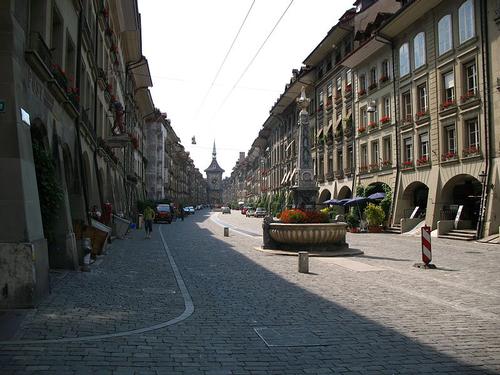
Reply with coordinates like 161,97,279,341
279,209,329,224
346,212,360,228
364,203,385,226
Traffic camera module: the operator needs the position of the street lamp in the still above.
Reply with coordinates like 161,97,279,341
367,99,377,113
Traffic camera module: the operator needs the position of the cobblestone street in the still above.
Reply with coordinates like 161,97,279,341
1,210,499,374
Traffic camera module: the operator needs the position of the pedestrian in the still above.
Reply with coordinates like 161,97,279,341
178,204,184,221
143,205,155,239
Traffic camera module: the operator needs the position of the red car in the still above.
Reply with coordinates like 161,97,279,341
155,204,172,224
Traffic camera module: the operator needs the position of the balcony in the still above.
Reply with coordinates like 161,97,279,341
335,170,344,179
25,32,53,81
326,171,335,181
317,174,325,183
344,167,353,178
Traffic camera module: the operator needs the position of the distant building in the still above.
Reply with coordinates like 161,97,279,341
205,142,225,205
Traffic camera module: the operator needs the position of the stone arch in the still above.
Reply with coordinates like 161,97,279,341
82,151,94,207
337,185,352,200
439,174,482,226
400,181,429,219
318,188,332,204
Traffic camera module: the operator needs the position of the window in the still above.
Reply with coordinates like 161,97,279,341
403,137,413,162
360,107,367,128
399,43,410,76
383,137,392,164
465,118,479,149
318,90,324,108
417,83,428,115
381,60,389,81
337,150,343,172
438,15,452,55
347,146,353,171
419,132,429,159
413,32,426,69
344,39,352,55
445,125,456,154
361,144,368,167
443,71,455,103
464,61,477,95
359,74,366,93
383,96,391,118
402,91,412,122
336,76,342,97
327,83,333,99
346,69,352,88
459,0,475,44
370,67,377,87
371,141,379,165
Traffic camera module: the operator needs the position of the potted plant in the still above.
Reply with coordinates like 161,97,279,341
346,212,360,233
364,203,385,233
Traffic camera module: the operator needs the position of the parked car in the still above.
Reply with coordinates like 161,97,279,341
246,208,256,217
188,206,195,214
241,206,252,215
155,204,172,224
254,207,267,218
221,206,231,214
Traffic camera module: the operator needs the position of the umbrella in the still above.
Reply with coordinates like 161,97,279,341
324,198,351,206
343,196,368,207
367,192,385,200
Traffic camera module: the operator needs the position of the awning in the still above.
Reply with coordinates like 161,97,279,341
325,119,334,136
285,140,295,153
281,170,289,185
288,168,297,184
317,128,324,139
342,37,388,68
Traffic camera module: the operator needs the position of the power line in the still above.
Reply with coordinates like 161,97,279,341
211,0,295,120
194,0,256,119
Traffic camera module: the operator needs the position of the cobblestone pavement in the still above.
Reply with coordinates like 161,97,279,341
0,209,499,374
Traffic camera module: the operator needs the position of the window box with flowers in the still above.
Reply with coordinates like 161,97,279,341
416,156,430,167
401,160,414,171
369,163,380,172
345,84,352,95
379,75,389,84
380,116,391,126
357,126,367,135
415,111,429,123
334,93,342,103
368,82,378,91
359,165,369,174
66,86,79,108
441,151,458,162
439,99,456,113
381,160,392,170
463,146,481,158
325,99,333,111
459,91,480,108
368,121,378,131
357,88,366,97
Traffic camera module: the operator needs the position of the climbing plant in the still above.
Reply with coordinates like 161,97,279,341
32,142,64,243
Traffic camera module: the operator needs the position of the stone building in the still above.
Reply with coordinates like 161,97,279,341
224,0,500,240
1,0,151,308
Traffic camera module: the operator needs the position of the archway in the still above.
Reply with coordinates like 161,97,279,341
440,174,482,227
337,185,352,200
401,181,429,219
318,189,331,204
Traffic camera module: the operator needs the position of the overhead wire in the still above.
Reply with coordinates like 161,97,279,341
210,0,295,121
193,0,256,120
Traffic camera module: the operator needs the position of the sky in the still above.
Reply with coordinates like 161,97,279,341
139,0,353,178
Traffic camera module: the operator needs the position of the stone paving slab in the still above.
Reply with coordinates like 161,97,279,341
0,210,499,374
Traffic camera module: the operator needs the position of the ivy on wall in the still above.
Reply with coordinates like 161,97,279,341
32,142,63,243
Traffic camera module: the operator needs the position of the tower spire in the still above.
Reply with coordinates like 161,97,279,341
212,140,216,159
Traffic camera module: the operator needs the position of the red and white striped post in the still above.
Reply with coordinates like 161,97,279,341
421,225,432,265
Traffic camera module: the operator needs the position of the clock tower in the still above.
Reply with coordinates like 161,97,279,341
204,141,225,205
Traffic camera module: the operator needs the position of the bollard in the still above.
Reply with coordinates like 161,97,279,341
298,251,309,273
413,225,436,269
224,227,229,237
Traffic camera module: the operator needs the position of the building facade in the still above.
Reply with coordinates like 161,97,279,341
223,0,500,239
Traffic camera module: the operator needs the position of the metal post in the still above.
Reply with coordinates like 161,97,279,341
224,227,229,237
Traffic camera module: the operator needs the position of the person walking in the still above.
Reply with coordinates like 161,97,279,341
143,205,155,239
178,204,184,221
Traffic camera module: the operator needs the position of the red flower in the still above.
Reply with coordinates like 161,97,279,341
358,89,366,96
380,116,391,124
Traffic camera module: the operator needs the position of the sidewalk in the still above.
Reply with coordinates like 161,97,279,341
0,226,185,342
